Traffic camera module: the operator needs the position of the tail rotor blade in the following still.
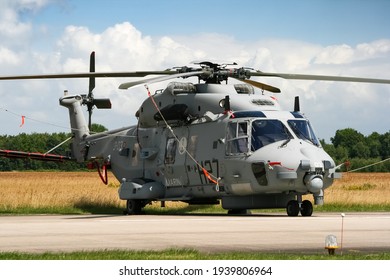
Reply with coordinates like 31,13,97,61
94,98,112,109
87,51,96,130
84,52,111,130
89,51,96,95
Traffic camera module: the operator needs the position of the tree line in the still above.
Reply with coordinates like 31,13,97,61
320,128,390,172
0,124,107,171
0,127,389,172
0,132,84,171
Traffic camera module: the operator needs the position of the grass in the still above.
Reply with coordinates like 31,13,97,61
0,249,389,260
0,172,389,214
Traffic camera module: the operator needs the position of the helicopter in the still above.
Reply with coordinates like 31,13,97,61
1,52,390,216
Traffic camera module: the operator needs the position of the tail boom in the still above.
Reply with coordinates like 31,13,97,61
59,94,90,162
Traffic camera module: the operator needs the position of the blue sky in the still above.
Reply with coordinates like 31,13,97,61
1,0,390,141
29,0,390,44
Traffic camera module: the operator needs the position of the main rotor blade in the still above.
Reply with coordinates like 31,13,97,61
251,71,390,84
118,70,208,89
0,71,177,80
238,78,281,93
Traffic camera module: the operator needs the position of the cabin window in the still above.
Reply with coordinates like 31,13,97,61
187,135,198,158
164,138,177,164
226,121,249,155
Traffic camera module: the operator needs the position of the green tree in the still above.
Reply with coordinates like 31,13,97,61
331,128,365,148
366,132,381,158
331,128,366,158
91,123,108,133
334,145,349,162
350,142,370,158
379,132,390,159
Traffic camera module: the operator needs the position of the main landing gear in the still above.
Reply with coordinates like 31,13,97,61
286,199,313,217
124,199,147,215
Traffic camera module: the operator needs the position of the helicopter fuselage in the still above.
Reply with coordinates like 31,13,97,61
61,82,340,215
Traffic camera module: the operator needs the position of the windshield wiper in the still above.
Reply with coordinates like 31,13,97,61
279,138,291,148
279,126,293,148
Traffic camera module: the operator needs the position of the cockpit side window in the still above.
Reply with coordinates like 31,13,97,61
226,121,249,155
287,120,320,146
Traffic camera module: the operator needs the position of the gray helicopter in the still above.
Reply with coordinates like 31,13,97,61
2,52,390,216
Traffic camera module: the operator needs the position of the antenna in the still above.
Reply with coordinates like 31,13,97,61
294,96,300,112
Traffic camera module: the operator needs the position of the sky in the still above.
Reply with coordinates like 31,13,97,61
0,0,389,142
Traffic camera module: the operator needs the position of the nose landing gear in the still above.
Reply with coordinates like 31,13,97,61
286,198,313,217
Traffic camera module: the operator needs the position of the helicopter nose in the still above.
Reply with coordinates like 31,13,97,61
304,173,323,193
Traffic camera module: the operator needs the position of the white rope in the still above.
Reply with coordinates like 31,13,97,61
144,84,220,186
44,136,73,155
347,157,390,172
1,106,105,135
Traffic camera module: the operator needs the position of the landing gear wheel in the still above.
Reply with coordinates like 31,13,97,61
125,199,143,215
300,200,313,216
286,200,300,217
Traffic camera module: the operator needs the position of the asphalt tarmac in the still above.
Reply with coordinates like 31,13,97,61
0,212,389,253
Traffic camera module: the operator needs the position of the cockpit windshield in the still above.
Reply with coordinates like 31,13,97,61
251,120,292,151
287,119,320,146
226,118,319,155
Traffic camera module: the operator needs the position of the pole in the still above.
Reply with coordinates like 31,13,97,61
340,213,345,255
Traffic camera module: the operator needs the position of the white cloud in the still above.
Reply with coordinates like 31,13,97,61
0,1,389,141
0,0,54,47
0,2,31,41
0,47,21,65
314,44,354,64
313,39,390,66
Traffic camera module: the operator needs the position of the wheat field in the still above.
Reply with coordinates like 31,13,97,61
0,171,389,213
0,172,124,212
324,172,390,206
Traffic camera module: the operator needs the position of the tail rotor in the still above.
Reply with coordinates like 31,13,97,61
82,51,112,130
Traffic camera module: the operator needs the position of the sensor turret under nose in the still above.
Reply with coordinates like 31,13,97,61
304,174,324,193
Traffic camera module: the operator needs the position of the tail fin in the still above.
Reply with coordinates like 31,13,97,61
60,94,90,162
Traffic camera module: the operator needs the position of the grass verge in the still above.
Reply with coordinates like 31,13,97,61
1,202,390,215
1,248,389,260
0,206,388,215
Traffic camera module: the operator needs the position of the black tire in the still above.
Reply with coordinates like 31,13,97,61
300,200,313,217
286,200,300,216
126,199,143,215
